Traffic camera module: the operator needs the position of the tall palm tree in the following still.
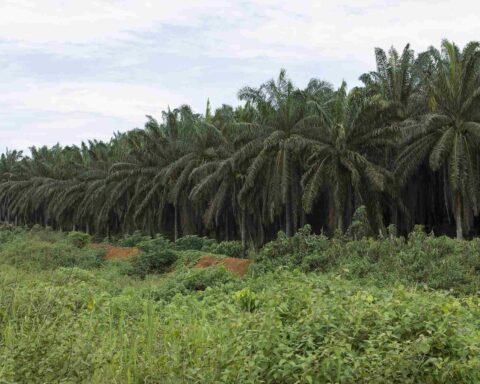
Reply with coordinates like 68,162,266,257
237,70,319,237
396,40,480,239
302,83,395,233
359,44,420,230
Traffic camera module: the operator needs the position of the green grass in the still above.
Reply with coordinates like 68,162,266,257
1,227,480,383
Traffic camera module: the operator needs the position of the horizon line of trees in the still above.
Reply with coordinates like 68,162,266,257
1,39,480,248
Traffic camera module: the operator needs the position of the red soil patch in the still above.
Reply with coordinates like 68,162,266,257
194,255,252,277
91,244,140,260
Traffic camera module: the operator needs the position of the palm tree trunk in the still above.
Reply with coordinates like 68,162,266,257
240,207,247,256
454,192,463,239
335,188,343,233
337,211,344,233
225,212,229,241
285,183,293,237
174,204,179,242
443,165,451,223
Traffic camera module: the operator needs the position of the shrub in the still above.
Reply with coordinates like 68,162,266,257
0,235,103,271
0,226,17,245
212,240,244,257
175,235,215,251
129,249,177,278
256,228,480,295
117,230,151,247
174,250,204,267
233,287,259,312
67,231,91,248
253,225,330,272
345,205,373,239
137,234,172,252
144,266,239,301
127,235,177,278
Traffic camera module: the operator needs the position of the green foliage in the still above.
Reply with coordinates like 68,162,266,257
257,229,480,295
253,225,330,272
1,265,479,383
143,266,239,301
129,235,177,278
67,231,91,248
0,231,103,271
2,228,480,382
117,230,151,247
174,236,243,258
173,249,205,268
174,234,215,251
0,225,18,244
233,287,260,312
137,234,173,252
346,205,373,239
211,240,244,257
129,250,177,278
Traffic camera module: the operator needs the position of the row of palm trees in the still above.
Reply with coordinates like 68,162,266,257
1,40,480,246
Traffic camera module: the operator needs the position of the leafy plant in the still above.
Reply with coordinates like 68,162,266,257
175,235,215,251
67,231,91,248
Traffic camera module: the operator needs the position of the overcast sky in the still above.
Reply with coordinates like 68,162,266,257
1,0,479,152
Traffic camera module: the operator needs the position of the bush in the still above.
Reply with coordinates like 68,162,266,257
144,266,239,301
117,230,151,247
0,225,17,245
233,287,259,312
253,225,330,272
130,249,178,278
175,235,216,251
137,234,172,252
67,231,91,248
256,227,480,295
211,240,244,257
345,205,373,239
0,235,103,271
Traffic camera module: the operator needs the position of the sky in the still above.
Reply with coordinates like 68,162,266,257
1,1,479,153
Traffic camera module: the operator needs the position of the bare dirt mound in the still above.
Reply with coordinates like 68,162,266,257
194,255,252,277
91,244,140,260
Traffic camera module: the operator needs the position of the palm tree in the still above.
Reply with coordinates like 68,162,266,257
302,83,395,233
396,40,480,239
359,44,420,229
237,70,320,237
360,44,419,120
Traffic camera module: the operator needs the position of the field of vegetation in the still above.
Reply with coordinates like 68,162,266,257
1,225,480,383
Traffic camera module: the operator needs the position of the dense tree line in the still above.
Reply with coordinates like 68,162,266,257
1,40,480,247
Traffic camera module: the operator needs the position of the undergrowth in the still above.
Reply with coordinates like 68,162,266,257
1,225,480,383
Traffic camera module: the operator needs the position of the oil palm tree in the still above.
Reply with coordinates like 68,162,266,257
237,70,320,237
302,83,395,233
396,40,480,239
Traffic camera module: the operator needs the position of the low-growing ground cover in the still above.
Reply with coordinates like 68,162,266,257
1,226,480,383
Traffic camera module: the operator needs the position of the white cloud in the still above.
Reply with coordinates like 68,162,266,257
0,81,184,122
0,1,227,44
0,81,186,150
0,1,474,58
1,0,480,150
2,0,479,62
